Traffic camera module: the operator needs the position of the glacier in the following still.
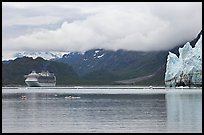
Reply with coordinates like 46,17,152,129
165,35,202,87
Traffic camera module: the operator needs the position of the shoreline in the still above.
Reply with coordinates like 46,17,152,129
2,87,202,95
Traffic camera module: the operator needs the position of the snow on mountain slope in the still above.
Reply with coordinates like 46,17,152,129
2,49,105,61
13,51,68,60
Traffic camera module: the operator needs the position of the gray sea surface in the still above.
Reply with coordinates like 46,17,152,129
2,87,202,133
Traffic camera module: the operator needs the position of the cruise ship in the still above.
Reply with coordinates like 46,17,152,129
24,71,56,87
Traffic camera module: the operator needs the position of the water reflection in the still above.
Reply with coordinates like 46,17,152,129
165,93,202,133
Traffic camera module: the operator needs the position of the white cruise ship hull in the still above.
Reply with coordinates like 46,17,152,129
25,78,56,87
25,81,56,87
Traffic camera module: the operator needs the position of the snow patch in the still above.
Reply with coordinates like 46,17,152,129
95,50,100,54
97,54,104,58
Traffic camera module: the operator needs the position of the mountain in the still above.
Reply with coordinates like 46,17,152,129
2,57,79,86
55,30,202,86
5,51,68,61
55,49,167,85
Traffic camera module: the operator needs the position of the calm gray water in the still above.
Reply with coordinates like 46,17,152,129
2,87,202,133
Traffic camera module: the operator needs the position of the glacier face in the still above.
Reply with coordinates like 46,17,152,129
165,35,202,87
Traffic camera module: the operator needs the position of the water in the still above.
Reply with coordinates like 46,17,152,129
2,87,202,133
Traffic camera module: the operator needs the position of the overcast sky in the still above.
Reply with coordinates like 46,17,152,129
2,2,202,58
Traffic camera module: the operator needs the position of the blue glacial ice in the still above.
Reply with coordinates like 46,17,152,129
165,35,202,87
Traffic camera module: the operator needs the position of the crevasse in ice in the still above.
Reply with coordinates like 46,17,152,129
165,35,202,87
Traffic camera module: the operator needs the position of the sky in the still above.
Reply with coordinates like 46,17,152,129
2,2,202,60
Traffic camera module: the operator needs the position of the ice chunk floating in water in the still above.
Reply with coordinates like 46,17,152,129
165,35,202,87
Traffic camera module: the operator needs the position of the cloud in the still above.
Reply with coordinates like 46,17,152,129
3,16,62,27
2,2,202,53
